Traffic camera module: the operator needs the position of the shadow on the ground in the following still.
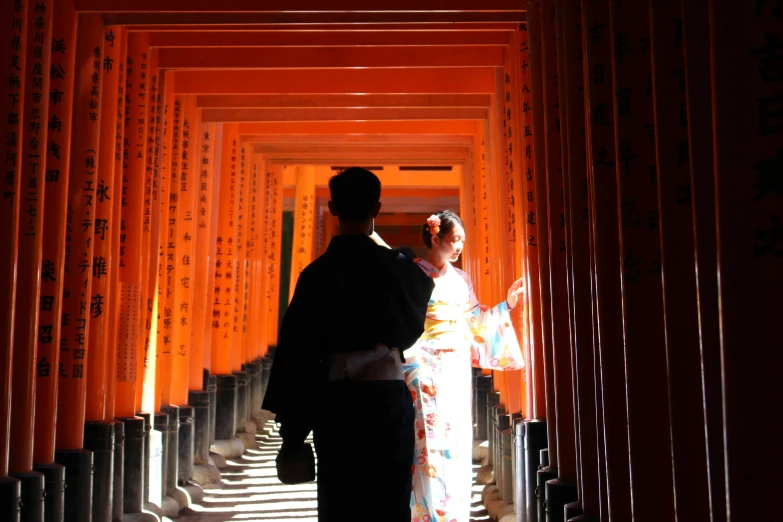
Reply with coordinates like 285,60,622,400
178,421,491,522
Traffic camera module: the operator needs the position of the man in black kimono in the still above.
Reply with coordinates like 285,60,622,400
262,167,434,521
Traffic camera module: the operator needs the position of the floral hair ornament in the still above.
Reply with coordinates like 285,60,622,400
426,214,442,235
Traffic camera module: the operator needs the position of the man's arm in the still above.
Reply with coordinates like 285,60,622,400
384,251,435,351
262,269,321,449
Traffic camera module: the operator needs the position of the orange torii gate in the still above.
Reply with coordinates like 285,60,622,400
0,7,501,522
148,30,512,48
0,4,780,522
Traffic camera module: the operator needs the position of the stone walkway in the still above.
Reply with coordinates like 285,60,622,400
178,420,491,522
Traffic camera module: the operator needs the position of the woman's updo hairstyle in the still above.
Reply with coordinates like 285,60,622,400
422,210,463,249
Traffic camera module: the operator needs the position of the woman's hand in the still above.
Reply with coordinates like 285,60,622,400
506,277,525,310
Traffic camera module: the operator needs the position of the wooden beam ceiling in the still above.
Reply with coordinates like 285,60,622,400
197,94,491,109
149,30,510,47
240,135,473,144
127,22,518,32
202,107,487,122
69,3,511,191
77,0,525,11
172,68,496,94
157,46,504,69
103,12,524,25
237,121,479,135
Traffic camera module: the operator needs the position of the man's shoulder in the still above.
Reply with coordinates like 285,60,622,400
296,257,328,284
375,244,422,273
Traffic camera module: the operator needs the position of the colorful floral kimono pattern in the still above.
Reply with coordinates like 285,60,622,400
403,259,524,522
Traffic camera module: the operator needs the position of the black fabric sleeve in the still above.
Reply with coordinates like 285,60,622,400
261,267,323,448
392,246,417,260
385,251,435,354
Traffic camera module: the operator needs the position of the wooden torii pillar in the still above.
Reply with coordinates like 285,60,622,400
288,165,315,300
18,5,782,522
580,0,632,519
709,2,783,520
188,120,217,467
210,122,241,446
115,30,153,517
8,1,54,519
31,0,77,519
518,15,552,520
54,12,104,522
82,24,124,522
0,0,27,510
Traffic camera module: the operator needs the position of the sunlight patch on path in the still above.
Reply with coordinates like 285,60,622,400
179,420,492,522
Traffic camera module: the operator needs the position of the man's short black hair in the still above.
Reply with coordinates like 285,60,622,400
328,167,381,222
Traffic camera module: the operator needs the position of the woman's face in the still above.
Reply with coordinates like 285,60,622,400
434,223,466,263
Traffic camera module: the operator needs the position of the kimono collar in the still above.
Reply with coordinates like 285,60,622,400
326,233,376,254
416,258,451,279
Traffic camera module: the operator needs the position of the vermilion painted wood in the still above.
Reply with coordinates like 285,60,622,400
170,95,199,406
55,13,105,450
155,72,178,409
610,0,675,518
101,11,525,26
115,32,150,418
76,0,526,12
34,0,78,464
238,121,478,135
504,36,531,418
241,135,474,145
489,77,519,411
9,0,53,473
211,123,240,376
256,162,274,357
265,164,285,348
136,48,162,414
104,11,525,26
558,0,599,509
283,189,460,199
157,46,504,69
681,1,725,520
129,22,518,33
649,1,711,520
149,30,511,48
105,29,128,420
517,21,547,419
190,122,217,388
710,2,783,519
526,2,556,437
246,155,265,360
478,114,507,404
493,60,527,415
202,125,222,372
458,156,479,283
552,0,582,487
139,55,164,414
0,0,26,478
201,108,488,123
199,94,491,110
288,166,316,303
472,124,493,305
232,146,251,369
540,0,577,483
486,89,506,310
85,25,124,422
581,0,630,517
173,68,496,95
250,144,470,156
197,94,489,109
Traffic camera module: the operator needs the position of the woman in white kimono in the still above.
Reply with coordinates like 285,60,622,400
402,210,525,522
